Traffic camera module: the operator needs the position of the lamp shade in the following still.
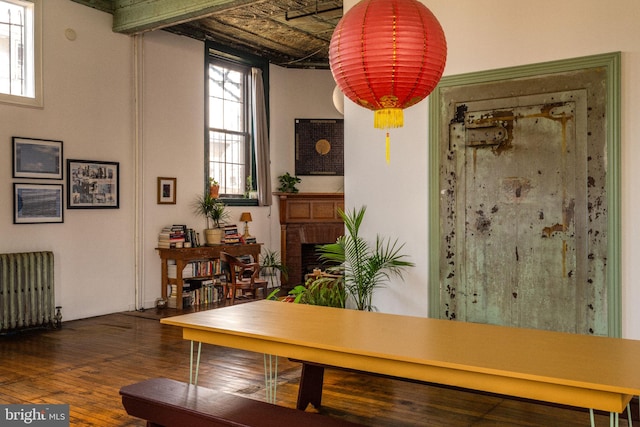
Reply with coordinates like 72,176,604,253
239,212,252,222
329,0,447,130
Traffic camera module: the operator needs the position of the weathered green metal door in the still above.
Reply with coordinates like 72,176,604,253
441,90,607,334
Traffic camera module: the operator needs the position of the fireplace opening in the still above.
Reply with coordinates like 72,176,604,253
301,244,340,282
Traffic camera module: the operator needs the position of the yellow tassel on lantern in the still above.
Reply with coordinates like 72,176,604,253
386,132,390,164
374,109,403,164
374,108,404,129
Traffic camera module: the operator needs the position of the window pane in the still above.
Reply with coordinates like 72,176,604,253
208,63,244,132
207,56,251,198
209,130,246,195
223,98,243,131
0,0,35,99
209,96,223,129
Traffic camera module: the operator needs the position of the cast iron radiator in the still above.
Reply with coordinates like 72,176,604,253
0,251,57,332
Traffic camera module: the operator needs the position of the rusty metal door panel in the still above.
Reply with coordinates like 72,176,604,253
442,90,602,334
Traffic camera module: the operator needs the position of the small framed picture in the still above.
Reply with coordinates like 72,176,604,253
157,177,177,204
14,183,64,224
67,159,119,209
13,137,63,179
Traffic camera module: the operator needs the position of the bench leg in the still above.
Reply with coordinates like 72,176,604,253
264,354,278,404
297,363,325,410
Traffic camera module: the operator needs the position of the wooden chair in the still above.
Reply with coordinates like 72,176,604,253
220,252,268,304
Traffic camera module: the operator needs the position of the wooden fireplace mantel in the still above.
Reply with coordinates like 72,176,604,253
275,192,344,287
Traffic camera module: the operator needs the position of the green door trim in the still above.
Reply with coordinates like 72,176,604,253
428,52,621,337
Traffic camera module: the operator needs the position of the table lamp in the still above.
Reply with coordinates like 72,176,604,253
240,212,252,238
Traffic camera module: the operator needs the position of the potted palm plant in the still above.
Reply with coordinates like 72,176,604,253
316,206,414,311
194,193,229,245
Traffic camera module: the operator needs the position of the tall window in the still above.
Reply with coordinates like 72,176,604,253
0,0,41,107
206,44,269,205
208,59,251,198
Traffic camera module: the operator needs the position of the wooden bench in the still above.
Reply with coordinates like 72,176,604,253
120,377,363,427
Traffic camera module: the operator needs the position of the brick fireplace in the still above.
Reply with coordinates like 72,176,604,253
276,192,344,288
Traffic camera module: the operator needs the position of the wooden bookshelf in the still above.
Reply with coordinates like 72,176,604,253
156,244,262,309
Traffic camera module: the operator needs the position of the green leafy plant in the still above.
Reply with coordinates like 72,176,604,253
268,277,345,308
244,176,253,198
193,193,229,229
295,276,346,308
317,206,414,311
277,172,301,193
260,248,288,289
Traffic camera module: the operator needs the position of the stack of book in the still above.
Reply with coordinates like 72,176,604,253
157,225,186,248
223,224,242,245
167,261,195,279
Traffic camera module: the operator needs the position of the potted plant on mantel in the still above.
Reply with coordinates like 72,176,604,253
194,193,229,245
277,172,301,193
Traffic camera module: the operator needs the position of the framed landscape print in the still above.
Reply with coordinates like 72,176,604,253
14,183,64,224
67,159,119,209
12,137,63,179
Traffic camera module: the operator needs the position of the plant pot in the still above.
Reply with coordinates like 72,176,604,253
209,185,220,198
204,228,223,246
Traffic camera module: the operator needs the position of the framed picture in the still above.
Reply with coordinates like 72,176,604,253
295,119,344,176
157,177,176,204
14,183,64,224
67,159,119,209
12,137,63,179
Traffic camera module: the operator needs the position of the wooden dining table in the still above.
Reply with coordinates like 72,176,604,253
160,300,640,426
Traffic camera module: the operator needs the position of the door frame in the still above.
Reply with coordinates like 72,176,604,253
428,52,621,336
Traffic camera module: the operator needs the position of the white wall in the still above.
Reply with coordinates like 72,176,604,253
138,37,343,307
343,0,640,338
0,0,134,321
268,65,345,255
0,3,342,320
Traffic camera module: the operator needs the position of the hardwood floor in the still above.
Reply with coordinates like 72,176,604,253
0,304,634,426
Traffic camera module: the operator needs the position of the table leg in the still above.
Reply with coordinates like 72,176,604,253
189,341,202,385
263,354,278,404
610,411,618,427
297,363,325,410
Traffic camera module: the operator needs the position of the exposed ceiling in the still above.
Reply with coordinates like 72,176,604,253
71,0,343,69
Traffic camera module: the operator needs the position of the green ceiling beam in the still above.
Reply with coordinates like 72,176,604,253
70,0,115,14
112,0,257,34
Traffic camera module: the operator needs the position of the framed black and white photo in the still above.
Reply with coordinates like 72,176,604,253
67,159,119,209
157,177,176,204
14,183,64,224
12,137,63,179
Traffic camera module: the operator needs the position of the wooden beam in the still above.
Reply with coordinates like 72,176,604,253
70,0,115,14
112,0,259,34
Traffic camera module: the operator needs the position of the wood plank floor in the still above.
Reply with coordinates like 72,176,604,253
0,304,634,426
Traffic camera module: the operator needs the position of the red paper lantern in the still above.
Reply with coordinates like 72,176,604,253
329,0,447,160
